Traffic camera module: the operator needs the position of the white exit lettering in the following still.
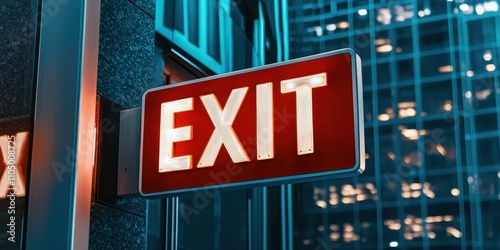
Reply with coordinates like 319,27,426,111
158,73,327,173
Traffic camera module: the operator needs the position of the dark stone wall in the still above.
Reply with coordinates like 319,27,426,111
0,0,37,119
96,0,157,109
129,0,156,18
90,0,157,249
89,202,146,249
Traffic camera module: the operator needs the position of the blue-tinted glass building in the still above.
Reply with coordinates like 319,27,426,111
288,0,500,249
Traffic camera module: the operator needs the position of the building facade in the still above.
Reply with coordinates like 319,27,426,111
1,0,499,249
288,0,500,249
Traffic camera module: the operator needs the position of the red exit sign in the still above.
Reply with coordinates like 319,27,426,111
140,49,364,197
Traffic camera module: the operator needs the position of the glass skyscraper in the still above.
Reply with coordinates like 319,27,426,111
287,0,500,249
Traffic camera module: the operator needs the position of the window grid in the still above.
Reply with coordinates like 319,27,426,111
289,0,500,249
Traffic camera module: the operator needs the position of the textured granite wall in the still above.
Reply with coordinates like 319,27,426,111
96,0,157,108
0,0,37,119
129,0,156,18
0,1,37,249
90,0,157,249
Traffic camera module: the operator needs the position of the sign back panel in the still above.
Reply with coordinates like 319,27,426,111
140,49,364,197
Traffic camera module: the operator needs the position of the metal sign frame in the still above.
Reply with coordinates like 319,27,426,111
140,48,364,197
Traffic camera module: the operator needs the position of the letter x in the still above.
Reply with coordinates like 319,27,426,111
198,87,250,167
0,132,28,198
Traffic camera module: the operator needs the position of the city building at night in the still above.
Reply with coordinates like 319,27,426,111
1,0,499,249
